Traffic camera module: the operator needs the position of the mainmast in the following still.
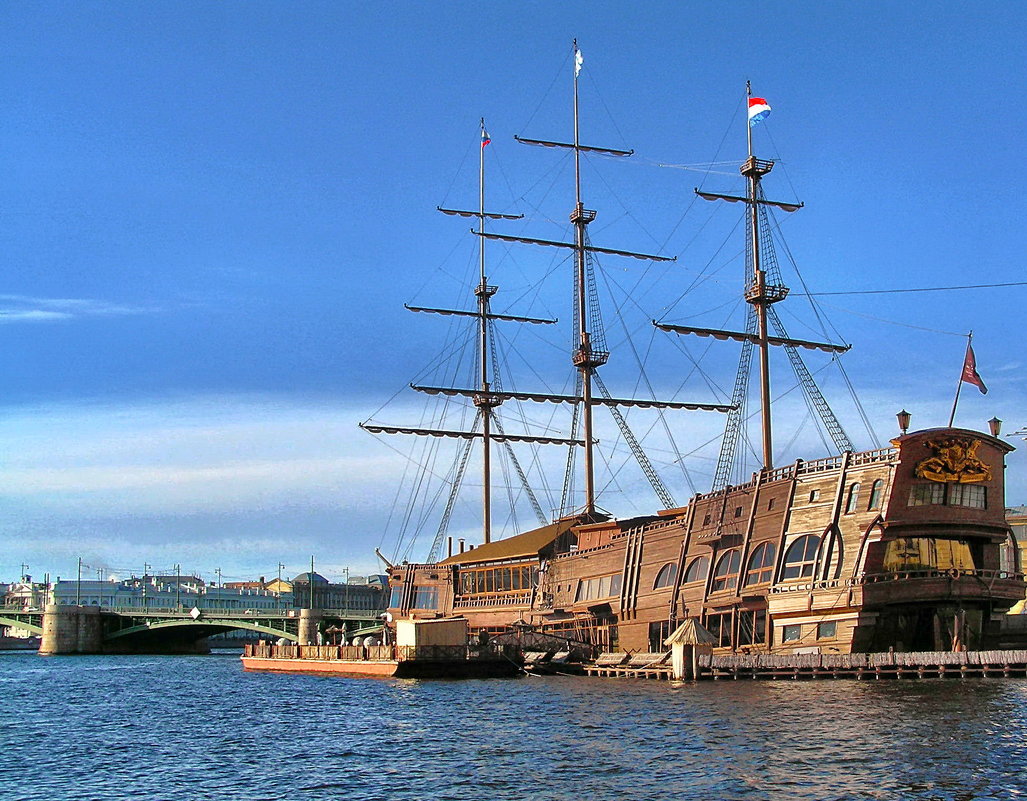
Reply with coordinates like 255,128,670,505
475,119,499,543
570,39,602,515
503,40,687,516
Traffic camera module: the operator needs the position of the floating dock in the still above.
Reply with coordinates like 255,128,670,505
582,650,1027,681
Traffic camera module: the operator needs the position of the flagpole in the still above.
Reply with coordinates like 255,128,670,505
948,330,972,428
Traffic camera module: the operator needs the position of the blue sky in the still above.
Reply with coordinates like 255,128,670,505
2,2,1024,583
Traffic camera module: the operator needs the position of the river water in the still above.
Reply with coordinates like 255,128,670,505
3,650,1027,801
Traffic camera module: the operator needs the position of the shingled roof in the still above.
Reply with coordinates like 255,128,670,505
438,513,601,566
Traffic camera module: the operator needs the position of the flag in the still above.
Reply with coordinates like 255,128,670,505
481,127,491,148
574,48,583,77
748,96,771,126
961,341,987,394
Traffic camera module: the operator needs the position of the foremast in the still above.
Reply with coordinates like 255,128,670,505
362,119,568,552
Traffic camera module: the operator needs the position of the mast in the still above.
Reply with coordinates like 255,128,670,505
570,39,601,515
743,80,780,470
475,118,497,543
668,87,851,488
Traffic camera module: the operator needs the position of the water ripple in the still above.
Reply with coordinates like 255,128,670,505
3,653,1027,799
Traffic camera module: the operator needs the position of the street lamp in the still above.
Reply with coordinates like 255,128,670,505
989,417,1002,437
277,562,285,611
897,409,911,435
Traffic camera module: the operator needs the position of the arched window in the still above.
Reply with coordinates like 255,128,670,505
744,542,777,586
653,562,677,590
683,556,709,585
867,479,884,511
845,483,861,514
711,549,741,592
1000,532,1019,575
782,534,821,579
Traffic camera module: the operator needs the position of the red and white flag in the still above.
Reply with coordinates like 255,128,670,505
960,341,987,394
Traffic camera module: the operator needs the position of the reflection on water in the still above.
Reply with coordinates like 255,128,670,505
2,652,1026,800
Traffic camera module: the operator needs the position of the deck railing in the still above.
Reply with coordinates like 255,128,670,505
769,569,1025,594
862,568,1024,583
453,591,532,609
244,643,518,662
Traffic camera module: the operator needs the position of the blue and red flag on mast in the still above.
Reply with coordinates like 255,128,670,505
481,126,491,148
748,97,771,126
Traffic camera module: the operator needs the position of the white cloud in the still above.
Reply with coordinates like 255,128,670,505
0,294,154,322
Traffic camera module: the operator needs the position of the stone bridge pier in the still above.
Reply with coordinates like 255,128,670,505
39,605,103,655
299,608,321,645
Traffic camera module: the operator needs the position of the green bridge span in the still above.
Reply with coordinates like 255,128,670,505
1,605,382,655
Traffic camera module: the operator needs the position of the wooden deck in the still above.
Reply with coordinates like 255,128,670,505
583,650,1027,681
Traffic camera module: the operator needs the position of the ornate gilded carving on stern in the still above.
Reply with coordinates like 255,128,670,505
914,437,991,483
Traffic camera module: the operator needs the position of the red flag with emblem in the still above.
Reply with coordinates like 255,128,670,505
960,341,987,395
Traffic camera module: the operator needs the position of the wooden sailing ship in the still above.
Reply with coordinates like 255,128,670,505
365,44,1024,657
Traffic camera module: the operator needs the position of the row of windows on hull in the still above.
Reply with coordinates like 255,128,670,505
908,482,986,509
648,534,823,596
569,534,824,607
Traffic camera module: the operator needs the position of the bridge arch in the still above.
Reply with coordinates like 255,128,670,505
0,614,44,635
104,618,299,643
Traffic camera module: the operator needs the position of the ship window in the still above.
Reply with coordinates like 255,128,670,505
734,505,744,518
738,608,766,645
388,587,403,608
948,483,986,509
782,534,821,580
867,479,884,511
711,549,741,592
575,574,622,603
411,586,438,610
882,537,975,572
1000,533,1018,574
744,542,777,586
767,498,775,511
817,621,837,640
705,612,734,648
683,557,709,584
703,513,712,526
908,482,945,506
459,565,533,596
782,624,802,643
809,489,820,502
653,562,677,590
845,483,861,514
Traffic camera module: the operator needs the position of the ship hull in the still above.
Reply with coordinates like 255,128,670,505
385,430,1025,657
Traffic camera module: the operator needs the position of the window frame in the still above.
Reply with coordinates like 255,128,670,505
781,534,822,580
845,483,861,514
744,541,777,587
711,549,741,592
653,562,677,590
682,556,710,585
867,479,884,511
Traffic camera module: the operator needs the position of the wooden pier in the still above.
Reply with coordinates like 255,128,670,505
582,650,1027,681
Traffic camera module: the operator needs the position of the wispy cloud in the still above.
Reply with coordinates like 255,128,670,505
0,294,155,322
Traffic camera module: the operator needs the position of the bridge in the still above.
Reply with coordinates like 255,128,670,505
0,604,383,655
